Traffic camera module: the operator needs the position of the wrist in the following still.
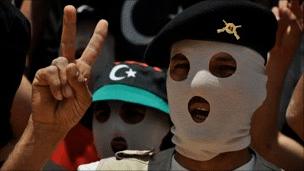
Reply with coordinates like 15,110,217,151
29,115,71,135
2,115,68,171
17,116,69,148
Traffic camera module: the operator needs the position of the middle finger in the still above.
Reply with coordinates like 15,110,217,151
60,5,77,61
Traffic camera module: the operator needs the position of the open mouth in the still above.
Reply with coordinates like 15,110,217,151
188,96,210,123
111,137,128,153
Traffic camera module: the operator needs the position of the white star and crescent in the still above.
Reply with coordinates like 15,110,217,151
125,68,137,78
109,64,137,81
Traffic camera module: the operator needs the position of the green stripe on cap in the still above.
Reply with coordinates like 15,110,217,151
93,84,169,114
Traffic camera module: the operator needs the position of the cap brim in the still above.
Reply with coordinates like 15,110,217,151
93,84,169,114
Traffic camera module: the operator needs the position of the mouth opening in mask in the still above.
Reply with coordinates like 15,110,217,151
111,137,128,153
188,96,210,123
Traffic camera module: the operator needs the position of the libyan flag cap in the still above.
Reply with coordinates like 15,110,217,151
92,61,169,114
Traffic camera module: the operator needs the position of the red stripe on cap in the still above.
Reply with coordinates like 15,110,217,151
153,67,162,72
125,60,148,67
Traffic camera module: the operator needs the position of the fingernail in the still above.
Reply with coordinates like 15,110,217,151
78,74,88,83
78,75,84,82
76,71,79,77
56,92,63,100
64,85,73,98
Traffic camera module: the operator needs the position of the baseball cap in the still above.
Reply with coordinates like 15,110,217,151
92,61,169,114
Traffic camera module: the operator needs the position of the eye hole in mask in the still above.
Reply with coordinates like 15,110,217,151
188,96,210,123
209,52,236,78
120,103,146,124
94,101,111,123
169,53,190,81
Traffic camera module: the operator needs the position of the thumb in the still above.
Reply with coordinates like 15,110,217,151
66,63,92,115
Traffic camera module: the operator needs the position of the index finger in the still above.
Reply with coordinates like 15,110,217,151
79,19,108,66
278,0,288,8
60,5,77,61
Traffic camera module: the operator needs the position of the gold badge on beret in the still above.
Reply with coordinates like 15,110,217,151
217,20,241,40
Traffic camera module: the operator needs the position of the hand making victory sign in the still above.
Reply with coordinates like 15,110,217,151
1,5,108,171
31,5,108,131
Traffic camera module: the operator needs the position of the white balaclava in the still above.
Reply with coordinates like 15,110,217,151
168,40,267,161
93,100,170,158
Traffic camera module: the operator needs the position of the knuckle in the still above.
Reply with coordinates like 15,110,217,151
77,63,91,78
76,60,91,70
35,68,45,76
33,69,46,84
47,65,58,75
52,57,69,66
51,79,61,89
66,63,77,71
51,84,61,92
66,63,78,77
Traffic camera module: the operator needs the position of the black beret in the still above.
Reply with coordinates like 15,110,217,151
144,0,277,68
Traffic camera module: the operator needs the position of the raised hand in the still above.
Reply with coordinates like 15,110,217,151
269,0,303,63
1,5,107,171
31,5,108,132
251,1,304,170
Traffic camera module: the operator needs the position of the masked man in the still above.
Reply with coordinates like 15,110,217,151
86,1,280,170
78,61,172,170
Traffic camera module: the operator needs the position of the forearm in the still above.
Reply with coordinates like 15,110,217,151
286,75,304,141
252,114,304,171
10,75,32,139
1,117,68,171
250,56,288,152
287,116,304,141
251,43,302,170
260,132,304,170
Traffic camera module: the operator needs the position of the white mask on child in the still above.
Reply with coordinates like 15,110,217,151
167,40,267,161
93,101,170,158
